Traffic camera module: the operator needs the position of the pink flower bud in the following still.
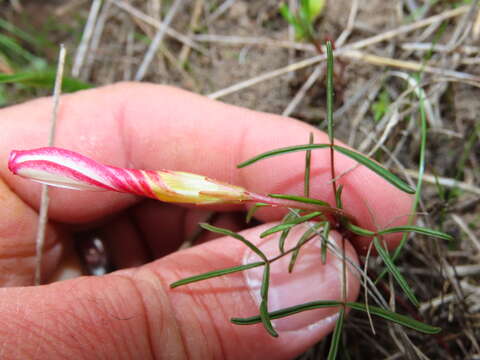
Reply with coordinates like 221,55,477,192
8,147,251,205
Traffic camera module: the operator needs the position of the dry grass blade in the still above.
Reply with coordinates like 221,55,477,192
35,45,66,285
134,0,183,81
112,0,207,54
72,0,102,77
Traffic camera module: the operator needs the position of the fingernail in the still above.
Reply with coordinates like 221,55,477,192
243,224,345,332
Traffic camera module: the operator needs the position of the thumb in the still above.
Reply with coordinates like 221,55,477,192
0,223,359,359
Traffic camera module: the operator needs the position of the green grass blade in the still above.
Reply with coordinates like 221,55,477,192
170,261,265,288
0,71,92,92
327,307,345,360
260,264,278,337
237,143,330,168
0,33,37,63
377,76,429,282
260,211,322,238
297,0,315,40
373,237,419,307
326,41,334,141
321,221,330,263
304,132,314,197
200,223,267,261
0,19,40,47
377,226,453,241
231,300,343,324
246,202,269,223
279,2,304,37
347,302,441,334
268,193,330,207
332,145,415,194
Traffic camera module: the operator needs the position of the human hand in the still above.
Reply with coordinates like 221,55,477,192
0,83,412,359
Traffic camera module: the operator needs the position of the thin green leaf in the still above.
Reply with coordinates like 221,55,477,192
0,19,41,47
268,193,330,207
279,211,299,253
0,71,92,92
321,221,330,264
332,145,415,194
0,33,37,63
297,0,315,40
377,226,453,241
377,76,428,283
260,211,322,238
232,299,441,335
347,302,441,334
237,143,415,194
346,223,375,237
304,132,314,197
326,41,334,142
170,261,264,288
260,299,277,337
288,223,322,273
237,143,330,168
327,307,345,360
335,184,343,209
231,300,343,324
373,237,419,307
260,263,270,299
260,264,278,337
246,202,269,223
200,223,267,261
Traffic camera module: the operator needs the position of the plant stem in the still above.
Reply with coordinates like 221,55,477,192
247,192,356,224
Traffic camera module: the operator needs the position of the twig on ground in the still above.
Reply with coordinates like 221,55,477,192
112,0,207,55
451,214,480,253
179,0,203,65
206,0,235,24
82,0,113,80
402,169,480,196
282,65,324,117
341,50,480,84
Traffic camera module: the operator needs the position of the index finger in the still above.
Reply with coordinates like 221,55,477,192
0,82,412,250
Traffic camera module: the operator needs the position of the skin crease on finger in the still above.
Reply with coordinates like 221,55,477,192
0,82,412,253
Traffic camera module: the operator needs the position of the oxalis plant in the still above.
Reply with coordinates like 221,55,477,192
8,42,450,359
